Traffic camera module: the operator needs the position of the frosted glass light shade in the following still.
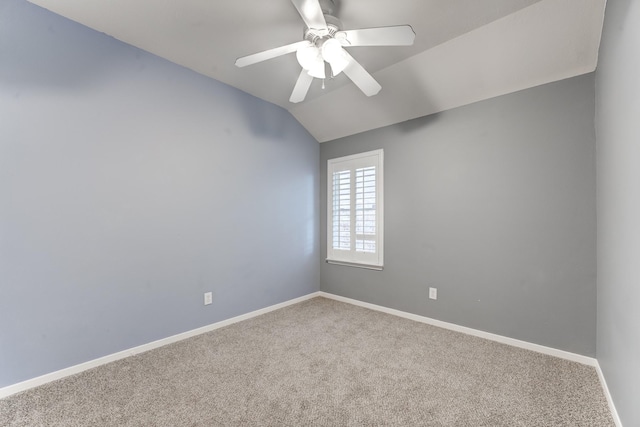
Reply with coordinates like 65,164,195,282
296,44,319,69
321,38,349,75
296,43,325,79
307,61,326,79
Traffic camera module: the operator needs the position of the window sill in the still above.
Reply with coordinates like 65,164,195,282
325,259,384,271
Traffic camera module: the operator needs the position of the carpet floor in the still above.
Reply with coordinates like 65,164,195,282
0,297,614,426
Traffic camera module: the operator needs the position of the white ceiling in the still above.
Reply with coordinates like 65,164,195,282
27,0,606,142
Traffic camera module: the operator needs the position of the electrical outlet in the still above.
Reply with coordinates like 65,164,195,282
204,292,213,305
429,287,437,300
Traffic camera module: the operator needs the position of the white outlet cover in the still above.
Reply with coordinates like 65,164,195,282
429,287,438,300
204,292,213,305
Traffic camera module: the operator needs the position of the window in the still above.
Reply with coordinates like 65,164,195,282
327,149,383,269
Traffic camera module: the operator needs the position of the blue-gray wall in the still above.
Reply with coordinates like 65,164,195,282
596,0,640,425
320,74,597,357
0,0,319,388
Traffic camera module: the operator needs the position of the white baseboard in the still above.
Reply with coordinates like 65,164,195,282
320,292,625,424
595,362,624,427
2,290,622,427
318,292,597,366
0,292,321,399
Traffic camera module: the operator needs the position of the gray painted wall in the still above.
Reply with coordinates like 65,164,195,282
595,0,640,425
320,74,597,357
0,0,319,388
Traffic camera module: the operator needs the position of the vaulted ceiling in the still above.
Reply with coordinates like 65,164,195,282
27,0,606,142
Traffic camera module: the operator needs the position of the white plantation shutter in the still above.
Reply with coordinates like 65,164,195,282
332,170,351,251
355,166,377,253
327,150,383,269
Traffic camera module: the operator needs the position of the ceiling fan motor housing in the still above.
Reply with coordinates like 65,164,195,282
301,0,341,41
304,14,342,43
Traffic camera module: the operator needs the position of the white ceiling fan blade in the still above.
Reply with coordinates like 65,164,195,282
290,70,314,103
341,51,382,97
235,40,310,68
290,0,328,34
336,25,415,47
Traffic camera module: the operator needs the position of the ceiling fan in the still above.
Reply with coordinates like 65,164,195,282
235,0,415,103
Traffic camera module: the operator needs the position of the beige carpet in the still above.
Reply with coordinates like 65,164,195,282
0,297,614,426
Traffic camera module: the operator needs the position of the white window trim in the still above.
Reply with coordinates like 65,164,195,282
327,149,384,270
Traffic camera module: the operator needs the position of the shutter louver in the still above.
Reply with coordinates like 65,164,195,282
355,166,376,253
332,170,351,250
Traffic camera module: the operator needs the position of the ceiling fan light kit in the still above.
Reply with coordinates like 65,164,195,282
321,38,349,75
235,0,415,103
296,43,326,78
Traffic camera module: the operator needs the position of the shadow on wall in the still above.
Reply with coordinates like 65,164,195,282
396,111,442,134
393,62,447,134
236,94,292,141
0,0,148,93
385,62,442,136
